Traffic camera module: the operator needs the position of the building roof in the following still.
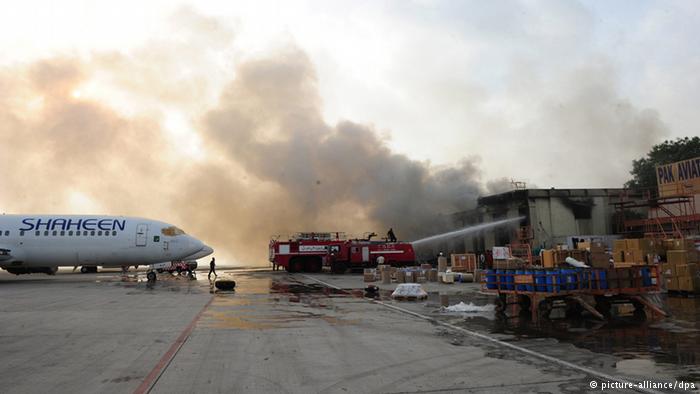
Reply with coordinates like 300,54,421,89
477,188,628,205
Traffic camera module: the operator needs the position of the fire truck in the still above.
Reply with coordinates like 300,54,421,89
269,232,416,274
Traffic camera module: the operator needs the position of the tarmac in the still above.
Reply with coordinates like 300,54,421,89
0,268,698,393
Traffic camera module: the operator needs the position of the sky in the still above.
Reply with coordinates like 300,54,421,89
0,0,698,265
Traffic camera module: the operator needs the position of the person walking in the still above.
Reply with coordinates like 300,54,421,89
208,257,217,280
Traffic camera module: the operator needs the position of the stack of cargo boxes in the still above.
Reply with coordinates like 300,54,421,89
541,246,588,268
612,239,662,267
661,239,700,293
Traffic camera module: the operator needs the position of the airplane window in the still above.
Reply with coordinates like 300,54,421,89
153,235,160,242
98,231,103,236
35,231,40,236
3,231,8,236
112,231,117,236
52,231,57,236
91,231,95,236
104,232,109,237
76,231,81,236
68,231,73,236
20,231,25,236
161,226,186,236
44,231,49,236
84,232,88,237
60,231,65,236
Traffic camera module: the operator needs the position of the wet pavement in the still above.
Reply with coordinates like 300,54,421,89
0,269,698,393
304,272,700,392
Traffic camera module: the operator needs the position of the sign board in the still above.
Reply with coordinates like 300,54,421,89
656,156,700,197
492,246,511,260
299,245,328,252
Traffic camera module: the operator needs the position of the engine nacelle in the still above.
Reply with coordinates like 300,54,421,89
4,266,58,275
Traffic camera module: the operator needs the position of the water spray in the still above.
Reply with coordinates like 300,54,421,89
411,216,525,248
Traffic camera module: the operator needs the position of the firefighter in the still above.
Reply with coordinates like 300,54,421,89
208,257,217,280
387,228,397,242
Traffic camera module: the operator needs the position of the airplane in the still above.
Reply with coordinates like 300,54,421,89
0,214,213,281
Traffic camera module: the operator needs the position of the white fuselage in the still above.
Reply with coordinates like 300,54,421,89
0,215,213,270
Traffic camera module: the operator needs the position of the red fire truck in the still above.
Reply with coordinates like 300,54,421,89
269,232,416,274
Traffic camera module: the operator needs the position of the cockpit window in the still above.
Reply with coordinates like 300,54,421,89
161,226,186,236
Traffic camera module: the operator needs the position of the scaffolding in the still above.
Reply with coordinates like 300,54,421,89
611,188,700,239
508,226,534,265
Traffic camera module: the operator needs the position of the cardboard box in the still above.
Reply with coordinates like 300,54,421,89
666,277,679,291
624,250,645,264
676,264,689,278
687,263,698,278
613,249,625,263
590,252,609,268
668,250,700,265
678,276,694,292
626,238,655,251
542,250,555,268
590,241,606,253
663,239,676,250
577,241,590,250
614,239,627,250
670,239,696,251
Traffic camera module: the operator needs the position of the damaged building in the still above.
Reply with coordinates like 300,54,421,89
449,188,642,254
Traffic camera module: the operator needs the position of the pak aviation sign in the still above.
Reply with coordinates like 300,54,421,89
656,156,700,197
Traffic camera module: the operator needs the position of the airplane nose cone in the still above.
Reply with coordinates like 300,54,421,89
200,245,214,256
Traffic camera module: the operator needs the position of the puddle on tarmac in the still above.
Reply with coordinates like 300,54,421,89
432,291,700,382
197,273,358,330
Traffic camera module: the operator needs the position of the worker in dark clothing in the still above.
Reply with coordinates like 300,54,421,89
208,257,217,280
387,228,397,242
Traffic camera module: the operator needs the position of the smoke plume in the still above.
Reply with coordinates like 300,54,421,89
0,9,672,266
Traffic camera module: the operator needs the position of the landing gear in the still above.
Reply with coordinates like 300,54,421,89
147,271,157,282
80,266,98,273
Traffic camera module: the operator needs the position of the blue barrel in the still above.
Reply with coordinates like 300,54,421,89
568,269,580,290
641,267,652,287
486,269,497,290
545,269,554,292
515,270,526,291
534,269,547,292
598,270,608,289
581,269,590,289
495,270,504,290
525,269,534,292
560,269,572,290
505,270,515,290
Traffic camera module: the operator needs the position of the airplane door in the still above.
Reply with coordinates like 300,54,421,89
362,247,369,262
136,223,149,247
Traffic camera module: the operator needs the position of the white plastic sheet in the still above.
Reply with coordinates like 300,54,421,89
391,283,427,299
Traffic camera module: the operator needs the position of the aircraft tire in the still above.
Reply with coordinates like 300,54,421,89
147,272,157,282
